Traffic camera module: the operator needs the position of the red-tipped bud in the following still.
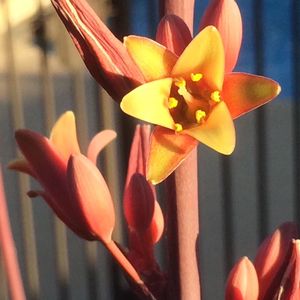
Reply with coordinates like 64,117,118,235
124,125,164,275
254,222,299,300
156,15,192,56
67,154,115,243
124,173,155,232
274,240,300,300
50,0,145,101
225,257,259,300
200,0,242,73
124,125,164,243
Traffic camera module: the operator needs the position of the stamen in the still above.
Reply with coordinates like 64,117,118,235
174,78,187,96
195,110,206,123
174,78,186,89
191,73,203,82
174,123,183,132
210,91,221,103
178,87,187,96
168,97,179,109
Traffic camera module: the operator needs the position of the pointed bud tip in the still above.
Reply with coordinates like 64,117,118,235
124,173,155,231
226,256,259,300
156,14,192,56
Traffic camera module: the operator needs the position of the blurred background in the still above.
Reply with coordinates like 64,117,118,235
0,0,299,299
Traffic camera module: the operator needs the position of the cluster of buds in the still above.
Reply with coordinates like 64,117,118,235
10,112,166,299
226,222,300,300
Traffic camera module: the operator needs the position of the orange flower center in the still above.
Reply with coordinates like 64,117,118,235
167,73,221,132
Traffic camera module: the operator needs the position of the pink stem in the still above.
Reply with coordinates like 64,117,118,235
104,241,156,299
0,167,26,300
158,2,200,299
165,150,201,300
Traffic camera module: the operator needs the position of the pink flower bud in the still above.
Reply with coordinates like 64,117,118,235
156,15,192,56
225,257,259,300
160,0,195,32
123,125,164,274
200,0,242,73
274,240,300,300
254,222,299,300
124,173,155,232
51,0,145,101
124,125,164,243
11,112,117,241
14,129,94,240
67,154,115,243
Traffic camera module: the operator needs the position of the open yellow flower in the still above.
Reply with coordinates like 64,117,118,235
120,26,280,184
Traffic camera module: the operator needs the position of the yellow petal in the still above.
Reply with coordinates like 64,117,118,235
124,35,178,81
171,26,225,90
120,78,175,129
50,111,81,161
147,126,198,184
184,102,235,154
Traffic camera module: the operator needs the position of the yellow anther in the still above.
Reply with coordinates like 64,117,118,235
191,73,203,82
210,90,221,103
168,97,179,109
174,123,183,132
195,110,206,123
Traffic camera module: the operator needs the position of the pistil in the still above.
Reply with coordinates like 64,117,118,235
170,74,221,131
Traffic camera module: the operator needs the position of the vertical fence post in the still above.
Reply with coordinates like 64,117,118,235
68,45,98,299
3,0,40,298
292,1,300,222
0,167,26,300
253,0,269,241
94,0,130,298
35,1,70,298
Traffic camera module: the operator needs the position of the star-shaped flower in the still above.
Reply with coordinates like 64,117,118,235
120,26,281,184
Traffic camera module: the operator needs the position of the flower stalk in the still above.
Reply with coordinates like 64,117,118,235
104,241,156,300
0,167,26,300
159,1,201,299
165,149,200,300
